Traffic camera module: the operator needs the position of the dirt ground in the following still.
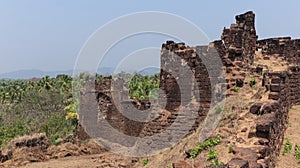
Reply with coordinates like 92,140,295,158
20,153,134,168
22,154,105,168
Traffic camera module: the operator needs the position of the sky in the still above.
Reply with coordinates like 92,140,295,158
0,0,300,74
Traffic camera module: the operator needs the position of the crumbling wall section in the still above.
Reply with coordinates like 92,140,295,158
256,71,289,167
96,77,146,137
77,10,300,168
213,11,257,91
257,37,300,65
139,41,215,138
287,66,300,105
221,11,257,67
159,41,212,116
243,66,300,167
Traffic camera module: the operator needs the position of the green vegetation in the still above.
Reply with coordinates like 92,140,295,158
207,149,217,160
0,75,81,147
209,158,224,166
142,159,148,166
112,72,160,100
215,105,223,114
128,73,159,100
294,144,300,163
206,149,224,166
190,143,203,159
228,146,233,153
233,85,239,92
283,138,293,155
0,119,29,147
250,78,257,88
189,136,222,159
0,72,160,148
0,73,91,147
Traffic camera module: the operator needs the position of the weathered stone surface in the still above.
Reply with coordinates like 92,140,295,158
172,160,192,168
256,65,263,74
270,84,281,92
268,92,279,100
232,147,261,168
236,78,244,87
228,158,249,168
256,113,275,139
250,102,279,115
257,37,300,65
250,102,263,114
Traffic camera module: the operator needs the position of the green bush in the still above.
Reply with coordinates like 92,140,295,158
294,144,300,163
0,76,78,148
0,119,29,148
209,158,224,166
229,146,233,153
190,143,204,158
233,86,239,92
127,73,160,100
43,113,75,145
142,159,148,166
250,78,257,88
207,149,217,160
189,136,222,159
283,138,293,155
215,105,223,114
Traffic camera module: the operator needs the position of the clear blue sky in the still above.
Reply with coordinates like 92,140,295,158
0,0,299,74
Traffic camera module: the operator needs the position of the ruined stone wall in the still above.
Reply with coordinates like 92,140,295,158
213,11,257,91
263,66,300,107
245,66,300,167
80,11,258,140
221,11,257,67
76,10,300,167
287,66,300,105
139,41,218,138
96,77,146,137
257,37,300,65
159,41,211,117
85,40,225,141
250,19,300,168
257,37,291,55
255,72,289,167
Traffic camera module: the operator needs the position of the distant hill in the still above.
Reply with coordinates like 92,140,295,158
138,67,160,76
0,67,159,79
97,67,114,76
0,67,116,79
0,69,75,79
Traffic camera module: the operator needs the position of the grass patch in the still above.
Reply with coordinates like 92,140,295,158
294,144,300,163
207,149,217,160
283,138,293,155
228,146,233,153
215,105,223,114
233,86,239,92
209,158,224,166
142,159,148,166
189,136,222,159
250,78,257,88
